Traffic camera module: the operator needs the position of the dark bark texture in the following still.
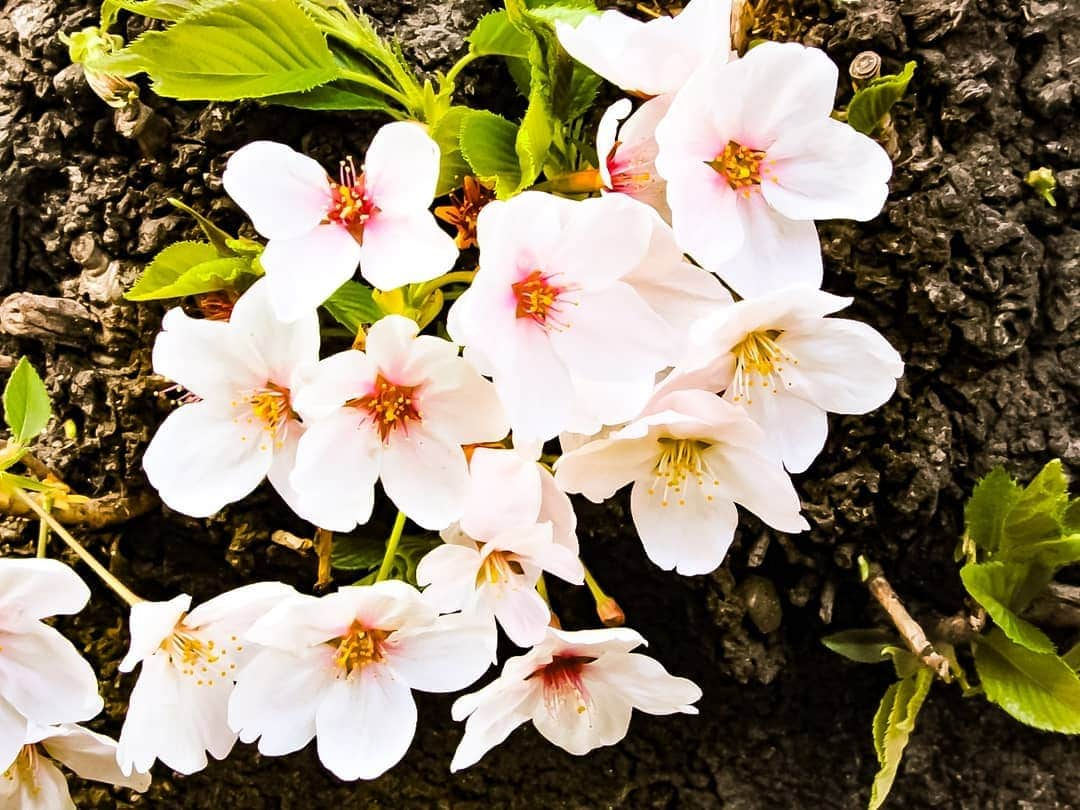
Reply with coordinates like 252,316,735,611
0,0,1078,806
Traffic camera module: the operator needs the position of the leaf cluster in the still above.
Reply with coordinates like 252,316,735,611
847,61,916,136
332,531,440,586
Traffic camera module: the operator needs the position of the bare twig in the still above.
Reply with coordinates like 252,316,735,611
862,559,951,681
0,488,157,528
314,528,334,592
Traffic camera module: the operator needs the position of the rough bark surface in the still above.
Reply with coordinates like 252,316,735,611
0,0,1077,806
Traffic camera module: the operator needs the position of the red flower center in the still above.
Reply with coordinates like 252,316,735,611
326,160,380,242
350,374,421,442
512,270,564,327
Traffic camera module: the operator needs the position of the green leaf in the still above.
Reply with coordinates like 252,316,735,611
847,61,916,136
998,535,1080,569
974,627,1080,734
101,0,193,21
868,667,934,810
262,82,399,112
1002,460,1070,552
1062,642,1080,672
1064,497,1080,534
965,467,1022,554
322,281,382,332
95,0,340,101
167,198,235,255
565,63,602,121
468,11,531,58
822,629,899,664
3,359,52,445
0,471,55,493
332,532,439,585
431,106,473,196
125,242,260,301
460,110,523,198
960,562,1056,654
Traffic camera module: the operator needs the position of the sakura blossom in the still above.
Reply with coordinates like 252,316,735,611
290,314,508,531
596,96,671,221
555,0,731,97
0,558,103,772
116,581,295,776
228,581,492,781
142,278,320,520
555,387,808,576
451,626,701,770
1,724,150,809
446,191,680,441
668,287,904,473
654,41,893,298
222,121,457,321
416,447,584,647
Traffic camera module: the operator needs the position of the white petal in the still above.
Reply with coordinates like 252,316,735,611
143,401,273,518
43,724,151,792
596,98,632,188
359,211,458,290
414,357,509,447
537,465,579,553
222,141,331,239
491,586,552,648
706,444,809,533
588,652,702,715
554,437,658,504
120,594,189,672
386,613,493,692
415,544,481,614
475,192,568,283
0,624,102,727
184,581,296,632
494,320,575,442
736,388,829,474
262,225,363,322
381,427,469,530
460,448,542,541
548,195,651,290
1,753,73,809
363,121,441,214
666,168,744,272
449,680,536,771
314,668,417,781
291,349,377,421
266,422,321,523
0,697,27,773
227,278,320,386
531,669,633,755
151,308,263,401
0,558,90,626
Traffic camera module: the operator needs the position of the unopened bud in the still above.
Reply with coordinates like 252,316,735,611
596,595,625,627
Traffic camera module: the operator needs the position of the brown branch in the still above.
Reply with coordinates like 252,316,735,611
314,528,334,592
0,488,157,528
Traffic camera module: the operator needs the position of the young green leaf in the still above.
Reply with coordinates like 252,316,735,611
3,358,52,445
102,0,192,21
1002,459,1070,551
964,467,1021,554
167,198,235,256
460,110,523,198
1063,642,1080,672
959,561,1056,654
93,0,341,101
822,629,899,664
125,242,260,301
431,106,474,196
847,61,916,136
974,627,1080,734
262,82,400,113
468,10,531,58
322,281,382,333
868,667,934,810
997,535,1080,570
331,532,439,585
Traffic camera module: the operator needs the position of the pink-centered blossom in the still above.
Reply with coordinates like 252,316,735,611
1,724,150,809
416,447,584,647
447,192,684,441
222,122,458,321
0,558,102,773
555,387,808,576
290,315,508,531
654,42,893,298
666,286,904,473
116,582,295,776
228,581,493,781
555,0,731,96
597,96,671,221
450,626,701,770
143,278,319,521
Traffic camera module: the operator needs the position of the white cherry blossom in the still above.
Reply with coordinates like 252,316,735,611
0,558,102,772
142,278,319,520
654,42,893,298
222,122,457,321
555,387,808,575
668,287,904,473
116,582,295,776
446,192,681,441
1,724,150,809
290,314,509,531
596,96,671,221
451,626,701,770
228,581,492,781
416,447,583,647
555,0,731,96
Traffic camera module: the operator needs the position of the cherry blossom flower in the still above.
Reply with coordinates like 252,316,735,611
416,447,584,647
555,0,731,96
654,42,893,298
290,315,508,531
142,278,319,520
116,582,295,776
596,96,671,221
667,287,904,473
450,626,701,770
0,558,102,772
222,122,457,321
228,581,492,781
1,724,150,809
446,192,680,441
555,387,808,575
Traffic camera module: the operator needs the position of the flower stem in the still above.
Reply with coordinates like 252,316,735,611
339,69,412,109
583,564,625,627
412,270,477,302
375,511,407,583
534,169,604,196
443,51,480,89
35,494,52,558
315,527,334,591
13,488,142,606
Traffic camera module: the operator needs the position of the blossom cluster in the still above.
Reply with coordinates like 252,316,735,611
120,0,903,785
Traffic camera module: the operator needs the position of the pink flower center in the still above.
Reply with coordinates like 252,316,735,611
332,622,388,676
708,140,768,193
326,159,379,243
531,655,597,716
349,374,421,443
512,269,565,328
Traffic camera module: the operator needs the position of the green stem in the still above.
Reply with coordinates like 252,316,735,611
375,511,408,583
583,563,625,626
536,572,550,605
340,70,412,109
13,488,142,606
36,494,52,558
443,51,480,89
412,270,477,302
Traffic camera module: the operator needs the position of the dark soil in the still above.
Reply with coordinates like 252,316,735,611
1,0,1078,806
